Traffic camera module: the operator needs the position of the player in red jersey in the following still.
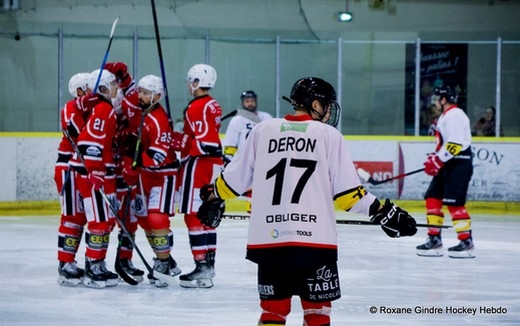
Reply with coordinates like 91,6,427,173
175,64,223,288
55,72,103,287
103,62,146,282
119,74,181,288
67,69,120,288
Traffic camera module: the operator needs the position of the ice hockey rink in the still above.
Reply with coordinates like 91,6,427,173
0,212,519,325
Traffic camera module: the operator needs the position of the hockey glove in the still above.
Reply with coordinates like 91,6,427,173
88,170,106,191
171,132,189,152
122,160,139,186
424,154,444,176
104,62,132,89
370,199,417,238
197,198,225,228
200,183,215,202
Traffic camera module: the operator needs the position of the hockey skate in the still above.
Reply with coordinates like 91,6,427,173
83,259,119,288
57,261,84,287
150,258,171,288
118,258,145,283
416,235,443,257
448,237,475,258
148,255,181,286
179,260,213,289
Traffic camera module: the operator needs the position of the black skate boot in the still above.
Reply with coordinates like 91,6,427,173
448,237,475,258
57,261,84,287
148,255,181,286
150,258,170,288
83,259,119,288
416,235,443,257
118,258,145,283
205,251,216,278
179,260,213,289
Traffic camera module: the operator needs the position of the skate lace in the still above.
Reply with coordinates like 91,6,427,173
90,260,108,275
62,262,81,274
154,259,169,274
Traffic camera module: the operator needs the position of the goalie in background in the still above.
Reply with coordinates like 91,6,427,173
222,90,273,213
418,85,476,258
198,77,417,326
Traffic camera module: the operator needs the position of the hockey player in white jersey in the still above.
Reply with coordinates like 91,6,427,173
222,90,273,213
197,77,418,326
222,90,272,165
417,85,475,258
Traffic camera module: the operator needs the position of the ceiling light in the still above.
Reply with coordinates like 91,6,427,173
336,11,353,22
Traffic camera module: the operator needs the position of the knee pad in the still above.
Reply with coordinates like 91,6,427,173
259,299,291,325
425,198,443,215
147,212,170,230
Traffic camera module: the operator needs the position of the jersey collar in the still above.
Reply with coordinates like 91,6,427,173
284,113,313,122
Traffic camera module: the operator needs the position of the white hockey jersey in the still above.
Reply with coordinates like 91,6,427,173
435,105,472,162
222,110,272,162
215,114,376,251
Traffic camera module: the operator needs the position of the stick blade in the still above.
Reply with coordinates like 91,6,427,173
356,168,371,183
114,257,139,286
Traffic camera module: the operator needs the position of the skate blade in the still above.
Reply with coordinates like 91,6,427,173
119,275,144,283
416,249,443,257
106,279,119,287
448,250,475,259
57,276,82,287
179,278,213,289
170,267,182,277
82,277,107,289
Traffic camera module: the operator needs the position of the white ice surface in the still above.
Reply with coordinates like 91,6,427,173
0,213,519,325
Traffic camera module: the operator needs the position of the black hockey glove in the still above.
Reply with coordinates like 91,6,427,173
197,198,225,228
370,199,417,238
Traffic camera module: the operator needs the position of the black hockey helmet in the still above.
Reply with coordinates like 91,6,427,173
283,77,341,127
434,85,458,104
240,90,257,100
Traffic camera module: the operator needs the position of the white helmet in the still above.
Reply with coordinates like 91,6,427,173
90,69,117,95
68,72,90,98
186,64,217,88
138,74,164,98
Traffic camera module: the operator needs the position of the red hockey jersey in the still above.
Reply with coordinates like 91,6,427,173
183,95,223,158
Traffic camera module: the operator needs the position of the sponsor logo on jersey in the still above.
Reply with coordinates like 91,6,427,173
86,146,102,157
280,122,308,132
270,228,312,238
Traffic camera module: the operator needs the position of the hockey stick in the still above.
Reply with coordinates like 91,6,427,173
336,219,452,228
222,214,451,228
93,17,120,93
357,167,425,186
221,109,263,123
150,0,173,127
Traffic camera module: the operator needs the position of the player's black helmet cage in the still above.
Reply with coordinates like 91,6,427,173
240,90,257,100
434,85,458,104
287,77,341,128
